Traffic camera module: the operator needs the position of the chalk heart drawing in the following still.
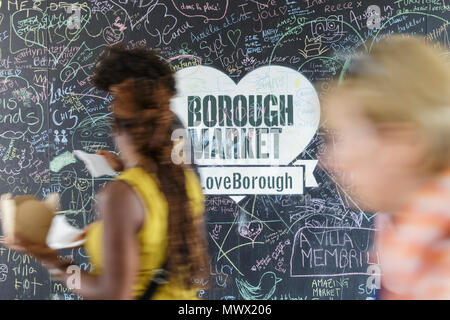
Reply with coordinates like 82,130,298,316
238,220,263,244
170,0,229,23
172,65,320,167
279,5,288,15
227,29,241,48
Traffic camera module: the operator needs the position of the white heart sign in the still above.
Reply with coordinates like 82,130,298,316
171,65,320,196
172,65,320,166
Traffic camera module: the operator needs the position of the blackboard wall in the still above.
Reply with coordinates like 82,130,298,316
0,0,448,300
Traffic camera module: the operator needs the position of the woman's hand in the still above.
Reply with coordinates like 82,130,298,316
96,150,124,172
69,224,90,248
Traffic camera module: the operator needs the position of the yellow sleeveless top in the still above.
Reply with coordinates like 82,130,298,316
84,167,205,300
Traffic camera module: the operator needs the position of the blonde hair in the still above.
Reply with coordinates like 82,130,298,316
326,35,450,172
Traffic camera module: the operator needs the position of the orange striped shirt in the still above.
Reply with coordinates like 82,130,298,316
376,169,450,300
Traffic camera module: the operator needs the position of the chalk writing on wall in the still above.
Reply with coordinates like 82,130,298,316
0,0,448,300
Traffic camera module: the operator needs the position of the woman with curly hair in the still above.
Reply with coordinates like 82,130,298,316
7,45,210,300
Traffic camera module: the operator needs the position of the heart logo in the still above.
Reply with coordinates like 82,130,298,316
171,65,320,167
238,220,263,244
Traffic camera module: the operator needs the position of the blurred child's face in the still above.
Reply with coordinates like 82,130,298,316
322,95,425,214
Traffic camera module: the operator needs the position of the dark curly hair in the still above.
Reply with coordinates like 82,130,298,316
91,44,209,290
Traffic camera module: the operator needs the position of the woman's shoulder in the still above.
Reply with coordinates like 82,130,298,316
95,179,146,226
98,178,140,202
113,166,204,216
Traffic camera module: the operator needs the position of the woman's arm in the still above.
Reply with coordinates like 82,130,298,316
61,180,145,299
7,180,145,300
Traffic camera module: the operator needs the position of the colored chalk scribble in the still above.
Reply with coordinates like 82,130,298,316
0,0,446,300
